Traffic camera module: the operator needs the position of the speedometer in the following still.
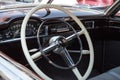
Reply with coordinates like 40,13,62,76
26,23,37,36
8,19,40,38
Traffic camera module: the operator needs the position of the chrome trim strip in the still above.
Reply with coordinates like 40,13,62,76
0,36,36,43
0,35,46,43
0,57,34,80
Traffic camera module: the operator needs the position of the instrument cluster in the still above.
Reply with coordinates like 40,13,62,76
0,19,41,41
0,19,75,42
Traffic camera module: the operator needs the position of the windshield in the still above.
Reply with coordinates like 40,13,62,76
0,0,114,9
77,0,113,7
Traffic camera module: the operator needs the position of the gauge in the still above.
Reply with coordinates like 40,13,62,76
6,19,40,39
26,23,37,36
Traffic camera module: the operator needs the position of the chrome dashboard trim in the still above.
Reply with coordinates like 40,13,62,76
0,56,34,80
0,36,39,43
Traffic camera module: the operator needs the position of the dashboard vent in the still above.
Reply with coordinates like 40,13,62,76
84,21,95,29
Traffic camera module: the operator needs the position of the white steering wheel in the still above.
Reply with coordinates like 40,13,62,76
21,4,94,80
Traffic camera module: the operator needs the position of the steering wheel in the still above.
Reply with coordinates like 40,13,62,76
21,4,94,80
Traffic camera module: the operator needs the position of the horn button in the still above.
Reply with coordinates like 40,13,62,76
49,36,68,53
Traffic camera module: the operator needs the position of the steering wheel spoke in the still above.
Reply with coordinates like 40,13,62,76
60,48,75,67
66,30,84,42
68,50,90,55
29,48,38,53
60,49,84,80
72,67,83,80
31,43,58,60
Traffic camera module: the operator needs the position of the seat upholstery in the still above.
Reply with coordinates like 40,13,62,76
89,66,120,80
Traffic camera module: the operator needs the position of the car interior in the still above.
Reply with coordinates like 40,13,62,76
0,0,120,80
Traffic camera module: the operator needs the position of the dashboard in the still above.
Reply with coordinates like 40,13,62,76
0,19,75,42
0,17,98,44
0,5,104,44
